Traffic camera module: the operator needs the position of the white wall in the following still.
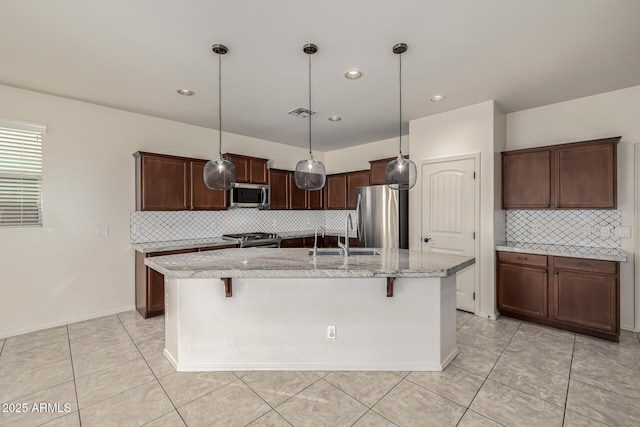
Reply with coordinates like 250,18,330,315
506,85,640,330
0,84,312,338
409,101,504,318
324,136,402,174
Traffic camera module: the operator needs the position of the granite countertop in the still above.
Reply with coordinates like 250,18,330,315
132,238,236,254
144,248,475,279
132,230,357,253
496,242,627,262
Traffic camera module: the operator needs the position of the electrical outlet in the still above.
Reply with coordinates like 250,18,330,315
580,225,591,237
530,224,540,234
600,226,611,237
614,226,631,238
327,325,336,339
132,224,141,235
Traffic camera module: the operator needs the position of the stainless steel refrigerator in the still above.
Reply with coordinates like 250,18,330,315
356,185,409,249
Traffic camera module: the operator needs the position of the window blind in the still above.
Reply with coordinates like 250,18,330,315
0,120,46,227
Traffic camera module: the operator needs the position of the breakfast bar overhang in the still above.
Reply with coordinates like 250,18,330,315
145,248,475,372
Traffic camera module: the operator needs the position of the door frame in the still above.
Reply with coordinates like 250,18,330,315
419,153,481,314
635,144,640,332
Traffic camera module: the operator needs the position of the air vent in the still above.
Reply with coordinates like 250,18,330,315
288,107,316,118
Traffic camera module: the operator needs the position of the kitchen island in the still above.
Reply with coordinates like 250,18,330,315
145,248,474,372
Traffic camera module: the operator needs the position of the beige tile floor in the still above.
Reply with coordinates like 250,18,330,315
1,310,639,426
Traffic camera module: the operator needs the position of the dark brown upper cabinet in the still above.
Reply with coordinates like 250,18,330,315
347,170,370,209
502,137,619,209
268,168,289,210
555,140,617,208
190,160,227,210
223,153,268,184
502,149,551,209
307,187,323,210
324,173,347,209
288,172,308,209
134,152,226,211
369,157,395,185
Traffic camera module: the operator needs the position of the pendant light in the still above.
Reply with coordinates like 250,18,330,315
294,43,326,191
385,43,417,190
204,43,237,191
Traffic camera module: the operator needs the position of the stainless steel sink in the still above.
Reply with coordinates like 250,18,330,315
349,249,380,256
308,249,380,256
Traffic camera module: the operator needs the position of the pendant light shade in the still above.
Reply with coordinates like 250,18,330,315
294,43,326,191
385,43,417,190
204,43,237,191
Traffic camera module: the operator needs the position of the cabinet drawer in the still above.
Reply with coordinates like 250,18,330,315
553,257,617,275
497,252,547,267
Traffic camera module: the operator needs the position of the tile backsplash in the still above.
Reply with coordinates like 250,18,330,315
130,209,356,243
506,210,621,248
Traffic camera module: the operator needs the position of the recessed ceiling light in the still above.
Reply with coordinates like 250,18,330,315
430,94,445,102
328,116,342,122
177,89,195,96
345,69,363,80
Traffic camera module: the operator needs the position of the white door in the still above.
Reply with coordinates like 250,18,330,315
421,157,477,312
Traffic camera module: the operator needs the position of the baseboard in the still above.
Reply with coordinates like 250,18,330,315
163,348,179,370
439,347,459,370
0,304,136,339
621,324,639,333
476,311,498,320
170,360,448,372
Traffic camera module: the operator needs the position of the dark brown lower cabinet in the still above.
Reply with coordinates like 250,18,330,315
497,251,619,342
136,245,236,318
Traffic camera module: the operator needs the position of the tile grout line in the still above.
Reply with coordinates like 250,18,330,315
561,333,577,426
115,313,190,427
347,376,405,426
0,339,4,357
236,376,294,427
455,321,523,427
66,324,82,427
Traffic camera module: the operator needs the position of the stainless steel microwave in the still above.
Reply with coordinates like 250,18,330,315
229,183,270,209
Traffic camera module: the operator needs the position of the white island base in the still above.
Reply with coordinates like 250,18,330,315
163,275,457,372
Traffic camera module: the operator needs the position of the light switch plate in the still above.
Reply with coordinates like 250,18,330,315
614,226,631,238
95,225,109,236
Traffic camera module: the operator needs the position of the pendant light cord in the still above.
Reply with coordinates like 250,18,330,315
308,52,312,156
398,51,403,157
218,51,222,157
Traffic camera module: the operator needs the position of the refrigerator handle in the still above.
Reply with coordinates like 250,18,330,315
356,192,364,245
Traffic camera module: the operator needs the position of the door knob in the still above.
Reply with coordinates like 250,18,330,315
423,237,432,243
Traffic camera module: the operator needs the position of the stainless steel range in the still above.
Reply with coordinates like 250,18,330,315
221,232,281,248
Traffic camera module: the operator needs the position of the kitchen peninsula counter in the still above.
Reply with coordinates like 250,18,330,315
148,248,475,373
144,247,475,279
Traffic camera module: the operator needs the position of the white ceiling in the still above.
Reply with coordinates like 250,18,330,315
1,0,639,151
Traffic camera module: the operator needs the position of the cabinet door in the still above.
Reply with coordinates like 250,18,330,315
250,159,268,184
190,160,227,210
502,150,550,209
497,263,548,318
552,270,618,332
280,238,304,248
324,174,347,209
369,158,394,185
307,189,323,209
347,170,370,209
140,155,190,210
268,169,289,209
555,141,616,208
224,154,249,183
324,235,339,248
288,172,308,209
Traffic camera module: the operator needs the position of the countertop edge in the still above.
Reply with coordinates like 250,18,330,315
496,244,627,262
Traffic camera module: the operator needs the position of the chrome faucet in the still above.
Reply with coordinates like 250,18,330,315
338,213,353,257
312,226,325,257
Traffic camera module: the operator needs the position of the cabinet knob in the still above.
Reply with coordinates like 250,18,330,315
543,269,548,273
556,204,560,208
554,271,559,275
546,204,550,208
517,256,528,261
